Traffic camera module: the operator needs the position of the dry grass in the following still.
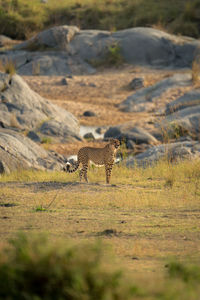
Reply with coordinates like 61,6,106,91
0,159,199,276
23,67,191,130
0,58,16,76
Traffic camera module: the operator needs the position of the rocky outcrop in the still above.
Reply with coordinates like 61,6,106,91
104,122,158,145
125,141,200,167
0,72,81,142
1,26,200,75
119,73,192,113
15,25,79,51
160,89,200,139
165,89,200,115
0,129,67,174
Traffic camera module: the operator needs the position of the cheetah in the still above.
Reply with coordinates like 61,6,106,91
64,139,120,184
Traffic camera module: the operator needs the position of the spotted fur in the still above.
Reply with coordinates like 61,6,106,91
64,139,120,184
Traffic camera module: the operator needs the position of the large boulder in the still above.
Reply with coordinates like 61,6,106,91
0,129,67,174
68,30,111,61
0,51,96,76
125,141,200,167
0,72,81,142
104,122,158,145
1,26,200,75
69,27,200,68
14,25,80,51
119,73,191,112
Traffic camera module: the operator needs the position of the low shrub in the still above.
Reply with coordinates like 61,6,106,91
0,233,138,300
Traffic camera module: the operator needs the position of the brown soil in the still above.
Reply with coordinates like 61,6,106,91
23,65,193,155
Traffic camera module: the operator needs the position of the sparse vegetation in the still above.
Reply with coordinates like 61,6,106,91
90,42,125,68
0,159,200,298
0,233,137,300
0,233,200,299
41,136,52,144
0,0,200,40
0,58,16,76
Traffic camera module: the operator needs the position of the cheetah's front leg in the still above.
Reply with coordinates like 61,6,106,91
105,163,113,184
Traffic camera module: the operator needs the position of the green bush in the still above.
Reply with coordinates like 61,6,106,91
168,261,200,283
0,233,137,300
0,0,200,40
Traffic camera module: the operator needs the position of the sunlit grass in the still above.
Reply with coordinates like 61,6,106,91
0,169,68,182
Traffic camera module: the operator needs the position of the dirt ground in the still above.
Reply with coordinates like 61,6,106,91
0,170,199,274
23,65,193,155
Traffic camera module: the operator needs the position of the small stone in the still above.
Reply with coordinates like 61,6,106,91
83,132,95,140
126,140,135,149
83,110,96,117
129,77,144,90
61,78,68,85
27,131,41,143
89,83,96,87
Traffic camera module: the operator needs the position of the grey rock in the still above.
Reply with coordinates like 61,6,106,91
111,28,200,67
129,77,144,90
0,121,5,128
0,72,81,141
69,27,200,68
0,35,12,47
83,110,96,117
27,131,41,143
61,77,68,85
162,105,200,137
165,89,200,115
104,123,158,145
95,127,108,134
17,53,72,76
0,51,29,69
14,52,96,76
83,132,95,140
119,73,191,112
14,25,79,51
68,30,111,61
0,129,67,174
2,26,200,76
39,119,81,142
126,140,135,149
126,141,200,167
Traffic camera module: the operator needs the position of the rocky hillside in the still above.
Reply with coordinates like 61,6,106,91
0,25,200,174
1,26,200,76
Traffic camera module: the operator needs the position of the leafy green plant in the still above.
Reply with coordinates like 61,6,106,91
167,261,200,283
90,42,124,68
33,205,48,212
41,136,52,144
105,42,125,66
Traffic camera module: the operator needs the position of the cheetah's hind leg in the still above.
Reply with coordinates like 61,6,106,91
79,163,88,183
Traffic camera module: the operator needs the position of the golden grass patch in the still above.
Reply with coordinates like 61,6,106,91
0,159,199,275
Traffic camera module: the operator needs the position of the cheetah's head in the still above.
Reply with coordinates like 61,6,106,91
110,139,120,149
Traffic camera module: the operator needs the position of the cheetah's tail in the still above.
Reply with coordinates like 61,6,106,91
63,161,79,173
